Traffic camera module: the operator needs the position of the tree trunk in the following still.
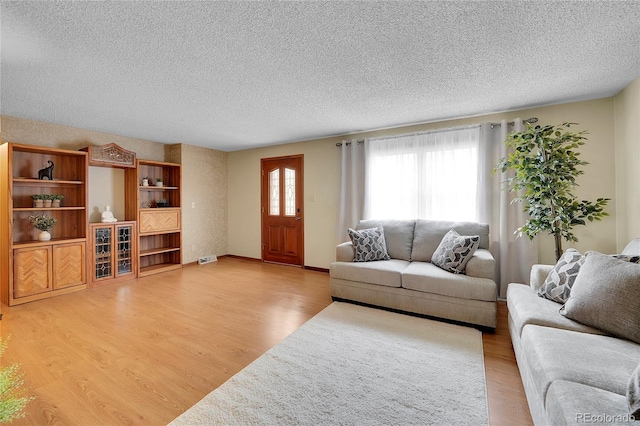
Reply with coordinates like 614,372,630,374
554,232,563,261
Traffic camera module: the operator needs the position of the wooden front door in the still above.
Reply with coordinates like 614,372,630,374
261,155,304,266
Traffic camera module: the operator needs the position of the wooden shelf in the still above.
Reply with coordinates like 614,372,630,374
138,186,179,190
14,207,86,212
13,237,87,249
14,178,84,185
139,263,182,277
140,246,181,257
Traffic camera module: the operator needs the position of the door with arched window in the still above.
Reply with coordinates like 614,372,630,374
260,155,304,266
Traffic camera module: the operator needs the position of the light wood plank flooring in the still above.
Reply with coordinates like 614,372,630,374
1,257,531,425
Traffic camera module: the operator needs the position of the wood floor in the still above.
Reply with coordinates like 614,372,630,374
1,257,532,425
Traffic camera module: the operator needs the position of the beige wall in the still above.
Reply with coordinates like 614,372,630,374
228,98,618,267
176,144,228,263
0,115,229,264
614,77,640,251
1,91,626,271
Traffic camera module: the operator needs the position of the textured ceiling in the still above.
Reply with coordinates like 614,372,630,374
1,1,639,152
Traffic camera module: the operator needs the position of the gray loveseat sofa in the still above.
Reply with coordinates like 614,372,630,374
330,219,498,329
507,238,640,425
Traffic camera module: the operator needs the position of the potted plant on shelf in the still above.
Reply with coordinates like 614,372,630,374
29,213,57,241
156,199,169,208
42,194,53,208
155,177,163,187
51,194,64,208
31,194,44,208
494,122,609,261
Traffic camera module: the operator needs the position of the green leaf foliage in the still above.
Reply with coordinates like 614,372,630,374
494,122,609,260
0,337,32,423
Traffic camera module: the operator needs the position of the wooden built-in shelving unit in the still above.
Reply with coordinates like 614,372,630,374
1,142,89,305
125,159,182,277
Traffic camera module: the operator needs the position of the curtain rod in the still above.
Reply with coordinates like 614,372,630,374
335,140,364,147
490,117,538,129
336,117,539,146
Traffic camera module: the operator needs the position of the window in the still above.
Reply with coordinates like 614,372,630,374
365,126,480,222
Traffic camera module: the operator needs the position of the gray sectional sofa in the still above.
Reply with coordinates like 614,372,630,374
330,219,498,329
507,238,640,425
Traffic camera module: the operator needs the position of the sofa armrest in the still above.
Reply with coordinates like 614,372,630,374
530,264,554,292
465,249,495,280
336,242,355,262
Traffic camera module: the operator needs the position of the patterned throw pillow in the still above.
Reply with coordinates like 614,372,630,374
538,249,585,304
431,229,479,274
348,226,391,262
539,250,640,304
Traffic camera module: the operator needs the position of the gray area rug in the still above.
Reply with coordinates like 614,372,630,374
170,302,488,425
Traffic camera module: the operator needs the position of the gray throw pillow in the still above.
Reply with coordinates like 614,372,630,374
560,251,640,344
431,229,479,274
629,362,640,418
348,226,391,262
538,249,584,304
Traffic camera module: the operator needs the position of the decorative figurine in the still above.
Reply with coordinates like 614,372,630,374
101,205,118,223
38,160,54,180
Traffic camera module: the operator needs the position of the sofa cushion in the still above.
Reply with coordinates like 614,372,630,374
545,380,634,426
464,249,495,280
348,226,390,262
411,220,489,262
520,325,640,402
537,248,584,304
560,251,640,344
431,229,479,274
629,362,640,418
357,220,415,261
330,259,409,288
506,283,606,338
401,262,497,302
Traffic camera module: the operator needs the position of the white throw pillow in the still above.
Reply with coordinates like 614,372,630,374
348,226,391,262
431,229,479,274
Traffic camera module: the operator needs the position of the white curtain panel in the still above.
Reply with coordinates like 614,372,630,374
487,119,539,297
336,140,365,243
364,127,480,221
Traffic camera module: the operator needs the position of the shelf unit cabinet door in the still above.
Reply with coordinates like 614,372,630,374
92,225,114,282
13,246,53,298
53,242,86,289
115,223,136,279
139,209,181,233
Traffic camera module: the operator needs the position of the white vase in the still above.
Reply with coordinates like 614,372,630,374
38,230,51,241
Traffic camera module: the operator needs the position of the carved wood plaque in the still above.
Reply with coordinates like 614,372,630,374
82,143,136,168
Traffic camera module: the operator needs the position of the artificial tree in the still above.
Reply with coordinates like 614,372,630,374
495,122,609,261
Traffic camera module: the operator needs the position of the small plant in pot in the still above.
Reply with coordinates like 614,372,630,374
31,194,44,208
51,194,64,208
29,213,57,241
42,194,53,208
155,178,163,187
156,199,169,208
